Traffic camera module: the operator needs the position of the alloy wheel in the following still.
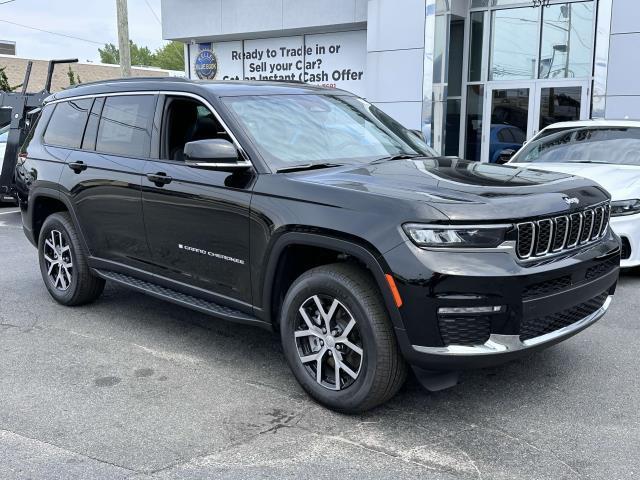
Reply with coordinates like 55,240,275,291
294,294,364,391
43,229,73,291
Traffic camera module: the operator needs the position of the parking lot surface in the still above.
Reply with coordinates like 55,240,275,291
0,205,638,479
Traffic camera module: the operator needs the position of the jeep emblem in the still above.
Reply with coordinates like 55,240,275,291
563,196,580,206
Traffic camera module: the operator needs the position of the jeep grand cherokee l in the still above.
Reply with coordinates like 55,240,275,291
14,79,620,412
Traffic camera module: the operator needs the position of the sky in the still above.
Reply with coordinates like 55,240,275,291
0,0,166,63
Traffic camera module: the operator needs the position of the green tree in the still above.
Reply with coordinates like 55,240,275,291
153,41,185,71
0,66,22,92
99,41,158,67
66,65,82,86
98,43,119,64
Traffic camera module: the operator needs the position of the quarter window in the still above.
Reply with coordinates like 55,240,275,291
43,99,92,148
96,95,155,157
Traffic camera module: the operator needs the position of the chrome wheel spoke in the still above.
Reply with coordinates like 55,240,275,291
337,338,363,356
333,362,341,390
45,239,55,251
294,329,320,339
300,348,325,364
337,359,358,380
299,307,320,332
341,318,356,338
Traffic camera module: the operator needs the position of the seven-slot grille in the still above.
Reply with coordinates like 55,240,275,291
516,203,610,260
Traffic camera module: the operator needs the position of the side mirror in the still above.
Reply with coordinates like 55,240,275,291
184,139,250,170
496,148,516,165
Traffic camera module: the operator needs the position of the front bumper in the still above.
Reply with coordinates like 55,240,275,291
610,213,640,268
384,231,620,370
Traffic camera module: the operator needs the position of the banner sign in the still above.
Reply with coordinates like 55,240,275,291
188,30,366,96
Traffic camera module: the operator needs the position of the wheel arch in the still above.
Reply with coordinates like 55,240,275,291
29,189,89,252
260,231,404,331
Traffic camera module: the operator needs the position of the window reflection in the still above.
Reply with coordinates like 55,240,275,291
539,3,595,79
490,7,538,81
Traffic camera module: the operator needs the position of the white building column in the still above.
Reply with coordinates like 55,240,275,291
365,0,427,129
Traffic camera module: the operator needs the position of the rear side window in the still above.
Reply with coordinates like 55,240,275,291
96,95,155,157
43,99,92,148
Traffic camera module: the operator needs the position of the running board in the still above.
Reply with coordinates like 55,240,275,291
94,269,267,329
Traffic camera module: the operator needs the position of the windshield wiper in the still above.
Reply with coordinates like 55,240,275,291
371,153,424,164
276,162,343,173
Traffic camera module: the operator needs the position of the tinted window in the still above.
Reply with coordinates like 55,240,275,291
96,95,155,157
43,99,92,148
514,127,640,165
82,98,104,150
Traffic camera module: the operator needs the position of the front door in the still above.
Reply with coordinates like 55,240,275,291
141,94,254,307
482,81,589,162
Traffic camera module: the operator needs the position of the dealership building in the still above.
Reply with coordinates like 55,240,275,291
161,0,635,162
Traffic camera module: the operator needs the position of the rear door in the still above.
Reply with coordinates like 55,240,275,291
58,94,157,267
141,93,254,306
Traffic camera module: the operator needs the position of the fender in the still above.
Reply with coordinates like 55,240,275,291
28,187,92,254
260,231,405,330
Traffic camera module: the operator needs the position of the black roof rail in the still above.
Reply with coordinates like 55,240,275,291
68,75,190,89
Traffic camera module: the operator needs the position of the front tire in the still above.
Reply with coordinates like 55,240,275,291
38,212,105,306
280,263,407,413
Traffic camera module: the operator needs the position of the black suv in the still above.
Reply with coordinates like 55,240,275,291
15,78,620,412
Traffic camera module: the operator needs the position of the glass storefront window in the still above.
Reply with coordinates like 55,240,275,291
465,85,484,161
539,2,595,79
490,7,538,81
445,99,461,156
433,15,446,84
468,11,485,82
538,86,582,130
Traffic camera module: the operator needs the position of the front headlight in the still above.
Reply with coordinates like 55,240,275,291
403,224,509,248
611,199,640,217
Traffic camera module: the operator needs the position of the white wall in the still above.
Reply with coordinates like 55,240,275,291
606,0,640,119
161,0,367,41
366,0,426,129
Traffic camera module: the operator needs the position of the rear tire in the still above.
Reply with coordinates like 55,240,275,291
38,212,105,306
280,263,407,413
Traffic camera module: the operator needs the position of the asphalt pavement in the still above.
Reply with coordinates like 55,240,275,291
0,204,638,479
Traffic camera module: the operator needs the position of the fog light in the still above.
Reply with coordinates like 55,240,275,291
438,306,503,315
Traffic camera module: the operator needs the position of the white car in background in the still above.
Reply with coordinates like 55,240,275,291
509,120,640,268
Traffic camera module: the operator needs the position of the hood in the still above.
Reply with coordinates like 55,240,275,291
510,162,640,201
293,157,610,222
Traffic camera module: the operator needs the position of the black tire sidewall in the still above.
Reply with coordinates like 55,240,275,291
38,214,82,304
280,269,381,411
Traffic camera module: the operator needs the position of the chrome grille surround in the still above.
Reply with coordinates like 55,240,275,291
516,203,611,260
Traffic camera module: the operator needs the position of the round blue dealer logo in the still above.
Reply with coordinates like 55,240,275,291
194,49,218,80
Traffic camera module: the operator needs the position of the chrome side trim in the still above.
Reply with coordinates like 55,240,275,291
412,296,612,356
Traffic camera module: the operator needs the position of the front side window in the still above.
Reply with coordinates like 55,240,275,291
43,99,92,148
514,127,640,165
96,95,155,157
222,94,435,169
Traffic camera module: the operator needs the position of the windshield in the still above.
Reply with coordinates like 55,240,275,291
513,126,640,165
222,94,436,169
0,125,9,143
